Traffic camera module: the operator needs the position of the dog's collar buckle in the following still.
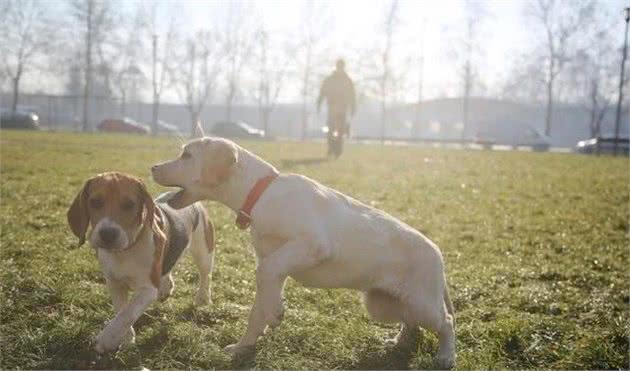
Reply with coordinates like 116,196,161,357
236,210,252,229
235,172,278,230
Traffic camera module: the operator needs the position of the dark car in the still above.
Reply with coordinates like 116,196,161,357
0,110,40,130
575,137,630,155
98,117,150,134
211,121,265,139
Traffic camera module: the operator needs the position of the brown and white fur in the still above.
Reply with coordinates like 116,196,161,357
151,137,456,369
67,172,215,354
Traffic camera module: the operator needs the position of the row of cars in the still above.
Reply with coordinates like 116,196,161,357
1,109,627,154
0,110,267,139
97,118,267,139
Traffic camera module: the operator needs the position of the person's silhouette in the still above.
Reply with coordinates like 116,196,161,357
317,59,356,157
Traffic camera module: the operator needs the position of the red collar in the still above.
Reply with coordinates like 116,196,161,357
236,172,279,229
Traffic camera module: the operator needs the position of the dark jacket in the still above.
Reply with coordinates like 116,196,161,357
317,69,357,117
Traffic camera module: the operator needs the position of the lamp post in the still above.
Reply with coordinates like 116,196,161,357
151,33,158,136
613,8,630,156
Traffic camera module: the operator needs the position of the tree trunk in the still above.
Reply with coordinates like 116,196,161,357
544,58,555,137
151,34,158,135
151,94,159,136
462,60,471,141
614,13,629,156
11,72,20,113
190,110,200,138
82,0,93,132
121,90,126,117
301,49,311,141
226,91,233,122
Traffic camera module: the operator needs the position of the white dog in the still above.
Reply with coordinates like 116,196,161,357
152,137,456,368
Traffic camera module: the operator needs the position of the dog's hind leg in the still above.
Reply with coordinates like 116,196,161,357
402,285,455,369
190,216,215,306
364,289,421,348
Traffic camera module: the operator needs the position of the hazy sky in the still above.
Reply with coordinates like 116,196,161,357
11,0,629,104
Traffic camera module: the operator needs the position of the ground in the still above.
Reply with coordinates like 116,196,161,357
0,130,628,370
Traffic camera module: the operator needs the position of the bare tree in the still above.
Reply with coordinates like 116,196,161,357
173,30,223,137
614,8,630,155
253,29,287,136
379,0,400,143
413,19,426,138
110,5,144,117
142,1,179,135
0,0,52,113
566,12,618,141
526,0,595,136
458,0,486,140
296,0,330,140
221,2,255,122
69,0,113,132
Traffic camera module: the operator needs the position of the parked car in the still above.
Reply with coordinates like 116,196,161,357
0,110,40,130
514,126,551,152
98,117,150,134
157,120,181,135
575,137,630,155
211,121,265,139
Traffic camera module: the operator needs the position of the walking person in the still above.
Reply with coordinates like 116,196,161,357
317,59,357,158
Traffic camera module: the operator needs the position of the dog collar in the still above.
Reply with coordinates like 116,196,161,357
236,172,279,229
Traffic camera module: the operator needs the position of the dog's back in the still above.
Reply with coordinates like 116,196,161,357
155,192,213,275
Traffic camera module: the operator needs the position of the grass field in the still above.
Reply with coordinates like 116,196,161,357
0,130,628,370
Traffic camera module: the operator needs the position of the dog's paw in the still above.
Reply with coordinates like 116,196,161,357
224,343,255,356
94,331,122,354
433,352,456,370
194,290,211,306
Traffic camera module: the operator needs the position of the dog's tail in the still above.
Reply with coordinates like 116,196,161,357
444,277,455,326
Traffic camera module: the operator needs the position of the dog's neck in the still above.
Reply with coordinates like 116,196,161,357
209,147,278,213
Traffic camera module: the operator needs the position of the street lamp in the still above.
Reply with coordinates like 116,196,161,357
613,7,630,156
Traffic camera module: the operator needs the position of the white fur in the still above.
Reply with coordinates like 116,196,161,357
89,217,130,250
152,138,456,368
93,211,214,354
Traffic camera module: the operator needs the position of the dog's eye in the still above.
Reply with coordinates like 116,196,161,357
89,198,104,209
181,151,191,159
121,199,135,211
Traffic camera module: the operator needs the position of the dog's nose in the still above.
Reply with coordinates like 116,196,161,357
99,227,119,245
151,164,158,171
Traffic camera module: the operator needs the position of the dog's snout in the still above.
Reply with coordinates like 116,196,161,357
99,227,119,245
151,164,158,171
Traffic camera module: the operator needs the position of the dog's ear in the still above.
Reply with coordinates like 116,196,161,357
135,178,166,249
67,178,93,246
201,139,238,186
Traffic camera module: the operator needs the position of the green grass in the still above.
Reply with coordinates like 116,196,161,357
1,130,628,370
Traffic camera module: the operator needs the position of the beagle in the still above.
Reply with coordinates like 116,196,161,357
152,138,456,369
67,172,215,354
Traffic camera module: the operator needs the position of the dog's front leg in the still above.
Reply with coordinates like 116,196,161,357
224,290,265,356
257,237,331,328
94,285,158,354
105,278,135,347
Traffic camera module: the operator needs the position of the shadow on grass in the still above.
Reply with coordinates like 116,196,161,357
280,157,329,168
347,344,418,370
